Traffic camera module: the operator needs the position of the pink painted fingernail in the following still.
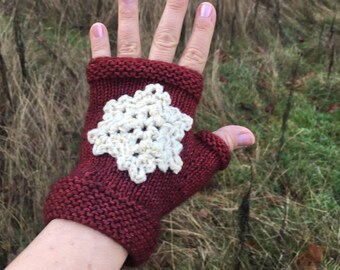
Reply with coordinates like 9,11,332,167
237,133,255,146
93,23,104,38
200,2,213,18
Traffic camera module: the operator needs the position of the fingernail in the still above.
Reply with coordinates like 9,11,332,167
93,23,104,38
123,0,134,4
237,133,255,146
200,3,213,18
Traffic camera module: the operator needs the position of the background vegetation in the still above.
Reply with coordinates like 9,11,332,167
0,0,339,269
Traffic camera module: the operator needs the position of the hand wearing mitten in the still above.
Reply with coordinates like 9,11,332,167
6,2,255,270
44,57,231,266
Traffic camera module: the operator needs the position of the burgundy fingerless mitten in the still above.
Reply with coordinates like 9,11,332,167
44,57,230,266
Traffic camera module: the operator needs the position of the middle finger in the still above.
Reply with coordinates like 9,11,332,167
149,0,189,62
117,0,141,58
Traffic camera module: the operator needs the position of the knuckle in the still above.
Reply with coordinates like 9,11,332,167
183,47,206,66
167,0,188,11
223,134,236,151
118,42,140,56
153,30,179,50
195,20,212,32
119,8,137,20
93,41,108,54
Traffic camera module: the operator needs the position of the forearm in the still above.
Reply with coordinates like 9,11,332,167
6,219,128,270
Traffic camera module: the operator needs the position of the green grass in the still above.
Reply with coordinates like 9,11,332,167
192,16,340,268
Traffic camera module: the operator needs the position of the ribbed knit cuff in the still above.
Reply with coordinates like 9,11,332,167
44,172,160,266
87,57,203,103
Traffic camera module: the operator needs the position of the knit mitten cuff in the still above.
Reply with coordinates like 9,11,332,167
44,168,159,266
86,57,203,114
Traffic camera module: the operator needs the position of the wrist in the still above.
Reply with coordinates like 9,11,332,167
6,219,128,270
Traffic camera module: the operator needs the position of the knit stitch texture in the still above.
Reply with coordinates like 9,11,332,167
44,57,231,267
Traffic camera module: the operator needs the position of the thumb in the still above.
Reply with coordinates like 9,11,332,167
213,125,255,152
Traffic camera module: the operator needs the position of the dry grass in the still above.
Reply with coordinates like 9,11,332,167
1,0,339,269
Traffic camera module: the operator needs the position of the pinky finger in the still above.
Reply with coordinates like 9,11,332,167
89,23,111,59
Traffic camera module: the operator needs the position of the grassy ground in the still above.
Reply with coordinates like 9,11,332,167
0,0,339,269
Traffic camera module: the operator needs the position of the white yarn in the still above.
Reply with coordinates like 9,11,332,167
87,84,193,184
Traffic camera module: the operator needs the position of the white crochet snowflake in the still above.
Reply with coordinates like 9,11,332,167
87,84,193,184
